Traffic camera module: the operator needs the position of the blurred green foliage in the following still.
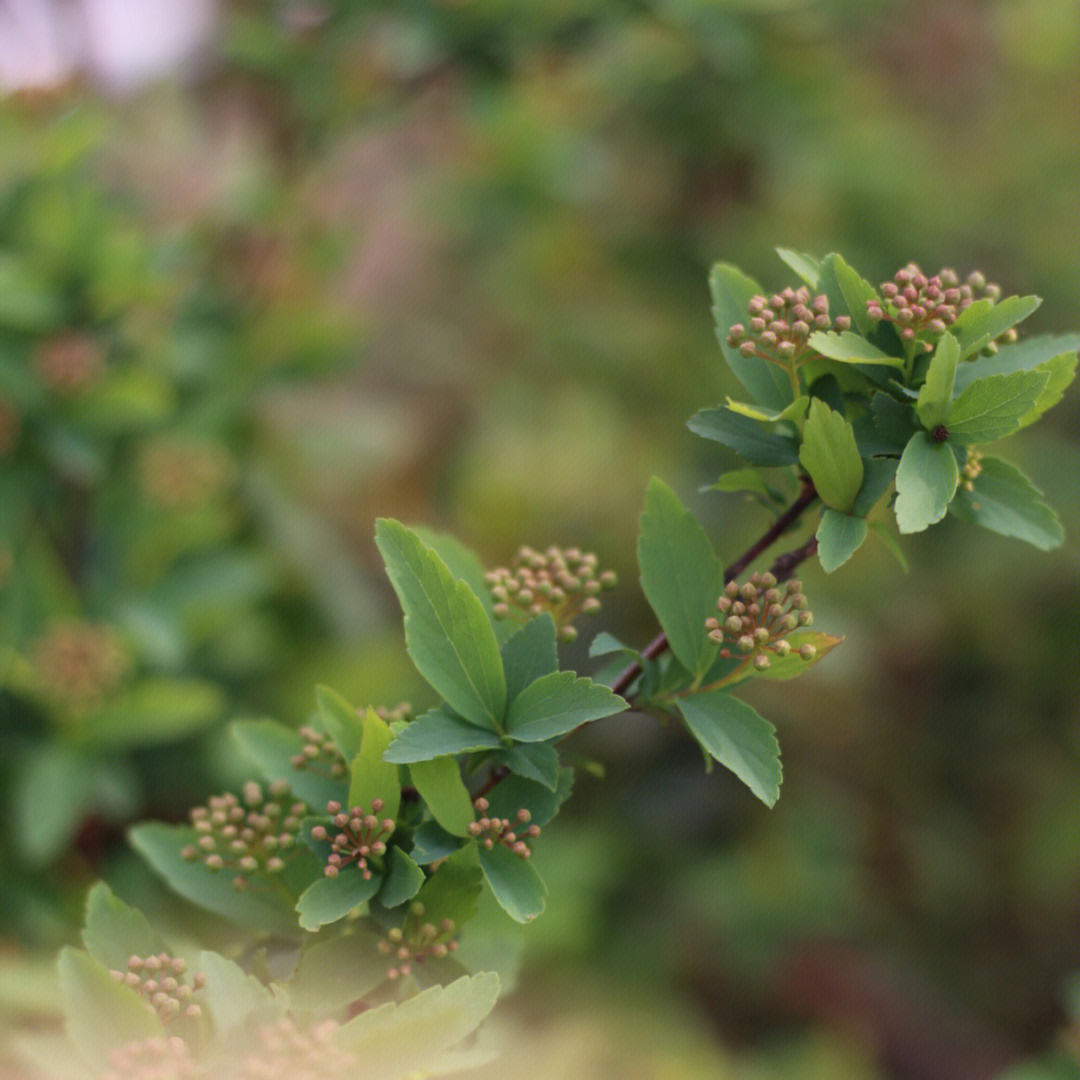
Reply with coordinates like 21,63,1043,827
4,1,1080,1077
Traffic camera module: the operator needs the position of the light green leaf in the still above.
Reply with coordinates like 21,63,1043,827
196,951,281,1036
383,709,505,764
232,719,347,809
477,844,547,923
334,973,500,1080
946,369,1049,445
870,391,918,448
710,263,794,410
128,823,305,935
288,929,387,1012
953,295,1041,359
74,678,225,748
500,614,558,703
894,432,959,533
807,330,903,366
1021,352,1078,427
348,708,401,821
296,869,382,931
954,333,1080,391
59,948,161,1072
917,332,960,430
869,521,910,573
495,742,561,791
798,399,864,512
816,510,868,573
678,690,782,807
701,468,778,502
81,884,167,973
413,845,484,929
775,248,821,288
637,477,724,677
505,671,625,743
754,632,843,680
316,685,364,761
687,406,800,466
375,519,506,731
822,252,879,337
726,395,809,424
950,456,1064,551
409,757,476,836
379,848,426,908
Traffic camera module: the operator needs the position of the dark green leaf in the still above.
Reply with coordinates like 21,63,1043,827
687,406,801,466
383,709,505,764
413,845,483,929
710,263,794,410
816,510,868,573
410,821,462,865
500,614,558,703
798,399,864,512
495,742,561,791
850,457,899,517
894,432,959,533
822,252,879,337
74,678,225,748
917,332,960,430
409,757,475,836
950,456,1064,551
379,848,426,908
296,869,382,931
478,844,547,923
678,690,782,807
375,519,506,730
485,769,574,828
946,369,1049,445
637,477,724,677
505,671,625,743
870,391,918,448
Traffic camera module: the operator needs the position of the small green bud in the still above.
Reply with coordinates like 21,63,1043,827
753,627,770,645
737,635,755,654
773,640,791,657
799,644,816,661
559,625,578,643
753,653,770,671
798,611,813,626
724,615,743,635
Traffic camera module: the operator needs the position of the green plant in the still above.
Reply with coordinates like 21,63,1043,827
17,249,1076,1078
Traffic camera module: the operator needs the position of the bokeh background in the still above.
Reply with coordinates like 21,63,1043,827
3,2,1080,1077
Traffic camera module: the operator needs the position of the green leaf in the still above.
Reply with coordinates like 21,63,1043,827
495,742,561,790
485,769,574,828
1021,352,1078,427
850,457,899,517
950,456,1064,551
379,848,426,908
954,333,1080,392
821,252,879,338
411,821,462,865
894,432,959,533
807,330,902,366
946,369,1049,445
195,950,280,1036
74,678,225,748
798,399,864,512
710,263,794,410
81,884,167,973
816,510,868,573
701,468,781,503
952,295,1041,359
0,251,63,330
917,332,960,430
334,973,500,1080
869,521,910,573
408,527,492,610
678,690,782,807
296,868,382,931
232,719,348,810
637,477,724,677
348,708,401,821
754,632,843,680
477,844,547,923
775,248,821,288
288,929,387,1012
505,671,625,743
687,406,800,466
375,519,506,730
413,845,484,929
128,823,305,935
59,948,161,1072
383,709,505,764
409,757,476,836
316,685,364,760
726,396,809,424
500,614,558,703
870,391,918,448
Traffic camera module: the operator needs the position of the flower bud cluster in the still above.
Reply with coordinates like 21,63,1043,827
137,438,234,508
727,286,850,369
375,701,414,724
466,799,539,858
0,395,20,455
377,902,459,981
33,331,106,393
181,782,305,891
311,798,395,880
867,265,1011,354
961,448,984,493
704,573,816,670
487,546,617,642
30,618,131,715
237,1017,355,1080
108,954,205,1023
101,1035,196,1080
290,726,347,779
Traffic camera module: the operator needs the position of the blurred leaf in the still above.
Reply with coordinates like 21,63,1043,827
1021,352,1078,427
409,757,475,837
316,684,364,761
81,883,167,973
678,690,781,806
894,432,959,533
637,477,723,678
820,252,880,338
0,251,63,330
869,521,910,572
870,391,918,448
196,950,282,1036
232,719,348,809
376,520,506,731
478,844,547,923
950,456,1064,550
76,678,225,748
288,928,387,1012
954,333,1080,391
